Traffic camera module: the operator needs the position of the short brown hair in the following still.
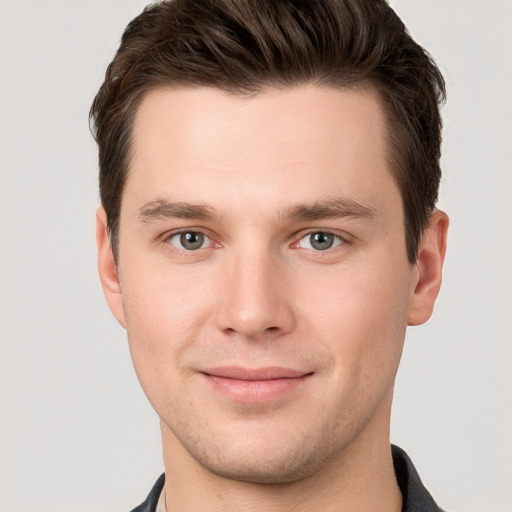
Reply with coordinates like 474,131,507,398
90,0,445,263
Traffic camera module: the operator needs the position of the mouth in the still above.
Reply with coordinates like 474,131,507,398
199,366,314,402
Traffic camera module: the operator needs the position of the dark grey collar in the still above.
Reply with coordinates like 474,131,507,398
392,444,445,512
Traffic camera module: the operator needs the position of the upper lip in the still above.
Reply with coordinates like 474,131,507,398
201,366,311,381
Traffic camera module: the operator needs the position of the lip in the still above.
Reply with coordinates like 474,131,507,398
200,366,313,402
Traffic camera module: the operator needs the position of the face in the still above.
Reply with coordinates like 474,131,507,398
97,85,445,484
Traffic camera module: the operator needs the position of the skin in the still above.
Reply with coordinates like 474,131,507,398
97,85,448,511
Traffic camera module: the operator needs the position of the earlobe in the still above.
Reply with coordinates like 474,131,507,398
96,206,126,328
407,209,449,326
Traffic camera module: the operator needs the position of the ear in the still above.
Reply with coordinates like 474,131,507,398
407,209,449,326
96,206,126,328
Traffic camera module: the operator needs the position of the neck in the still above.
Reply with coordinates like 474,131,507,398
159,400,402,512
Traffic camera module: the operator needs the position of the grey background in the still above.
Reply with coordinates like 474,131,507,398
1,1,511,510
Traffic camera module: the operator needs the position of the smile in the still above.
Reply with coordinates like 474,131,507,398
200,366,314,402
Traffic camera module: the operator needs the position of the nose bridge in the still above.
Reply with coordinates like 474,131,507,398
216,242,293,339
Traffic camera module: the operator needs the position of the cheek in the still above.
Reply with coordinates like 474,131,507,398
121,251,215,327
296,256,412,377
119,260,216,393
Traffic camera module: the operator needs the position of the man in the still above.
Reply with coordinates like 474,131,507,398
90,0,448,510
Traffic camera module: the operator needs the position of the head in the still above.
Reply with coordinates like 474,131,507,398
92,0,448,487
90,0,445,265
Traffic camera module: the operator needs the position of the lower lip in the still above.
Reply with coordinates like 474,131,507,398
202,374,312,402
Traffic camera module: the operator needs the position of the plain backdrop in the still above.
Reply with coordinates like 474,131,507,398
1,1,511,511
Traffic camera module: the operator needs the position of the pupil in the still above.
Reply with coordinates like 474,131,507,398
311,232,333,250
181,232,204,250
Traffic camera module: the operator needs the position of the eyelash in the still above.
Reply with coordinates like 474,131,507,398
162,229,349,254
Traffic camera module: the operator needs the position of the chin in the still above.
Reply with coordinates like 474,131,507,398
196,448,330,484
171,419,349,485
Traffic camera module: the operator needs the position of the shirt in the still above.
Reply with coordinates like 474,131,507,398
129,445,445,512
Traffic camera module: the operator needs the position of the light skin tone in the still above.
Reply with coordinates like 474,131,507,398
97,85,448,511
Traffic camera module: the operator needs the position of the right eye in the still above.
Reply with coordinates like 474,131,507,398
297,231,344,251
168,231,211,251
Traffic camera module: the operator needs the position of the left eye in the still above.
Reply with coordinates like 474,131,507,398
297,232,344,251
168,231,211,250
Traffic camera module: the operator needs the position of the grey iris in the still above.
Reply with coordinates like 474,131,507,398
181,232,204,250
310,232,334,250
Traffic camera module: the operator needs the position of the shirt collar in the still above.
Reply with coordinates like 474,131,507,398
392,444,445,512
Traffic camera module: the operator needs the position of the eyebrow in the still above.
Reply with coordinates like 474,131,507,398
282,197,377,222
137,197,377,223
138,199,218,221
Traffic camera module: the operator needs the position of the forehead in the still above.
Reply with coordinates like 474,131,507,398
126,85,398,216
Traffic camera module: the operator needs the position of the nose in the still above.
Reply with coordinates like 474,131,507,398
215,248,295,341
